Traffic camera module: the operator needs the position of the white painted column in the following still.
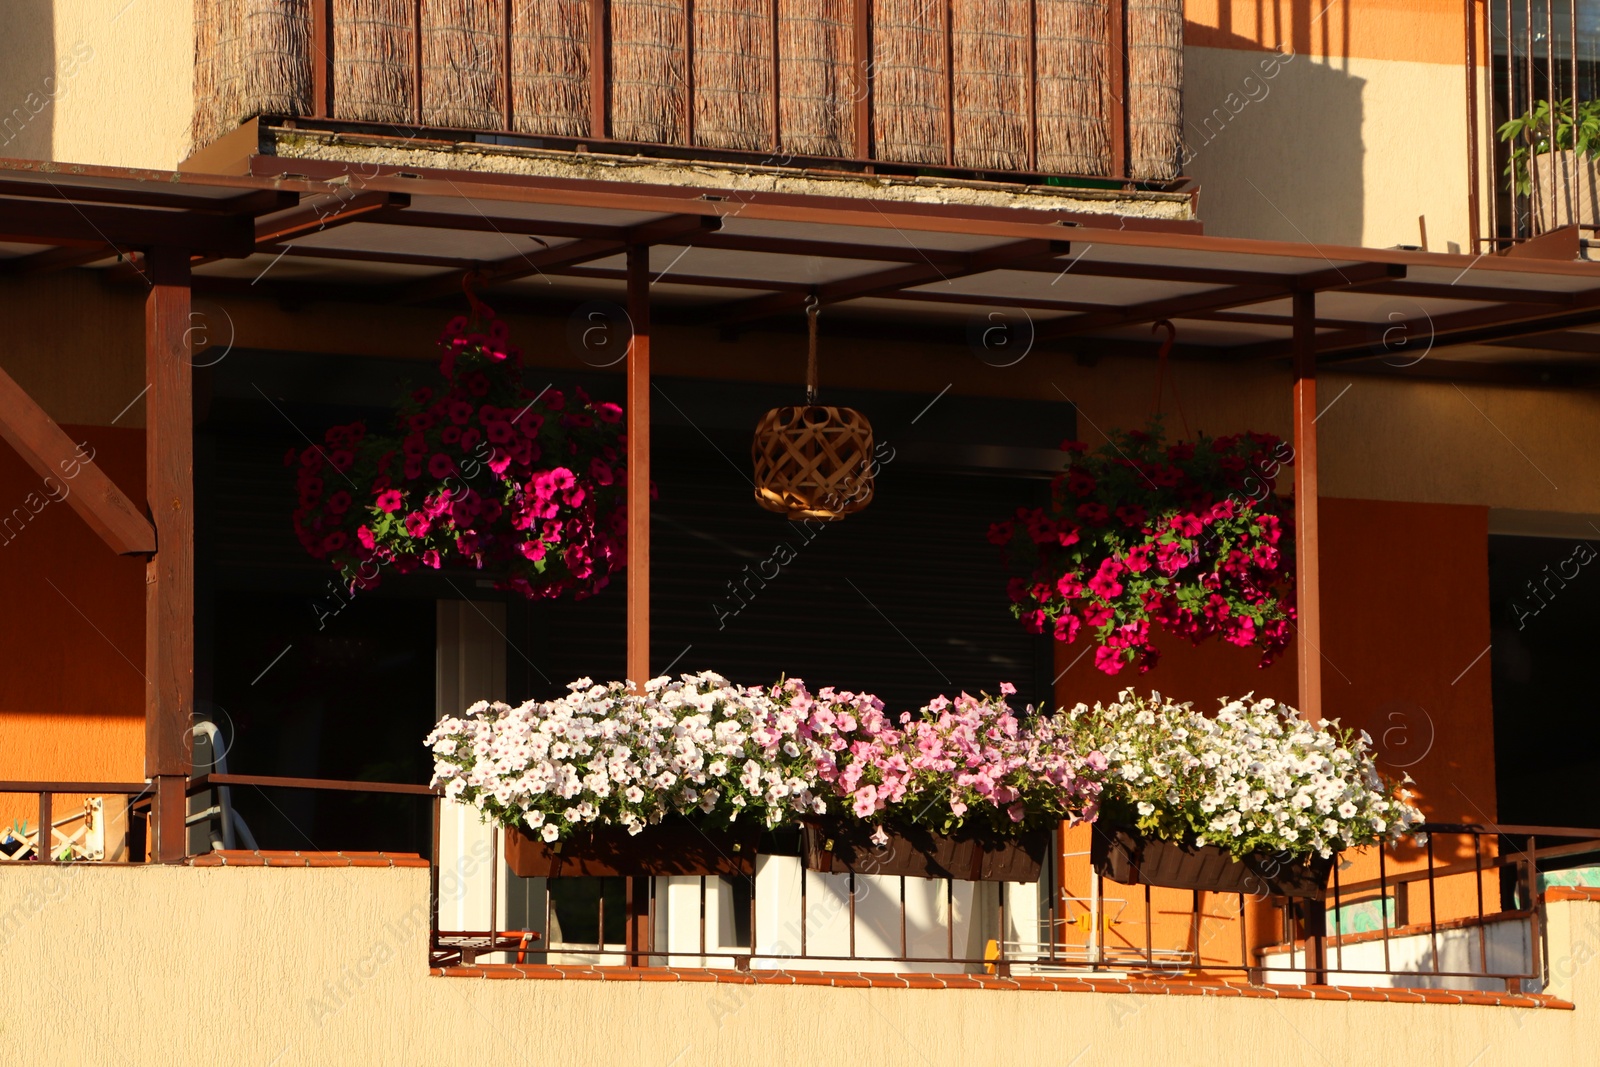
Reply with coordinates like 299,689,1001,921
434,599,508,940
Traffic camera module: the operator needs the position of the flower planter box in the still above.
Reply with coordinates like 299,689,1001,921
1090,822,1332,899
504,821,760,879
801,820,1049,883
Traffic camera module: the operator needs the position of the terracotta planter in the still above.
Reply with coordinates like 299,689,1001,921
801,820,1049,883
1090,822,1332,899
504,820,760,878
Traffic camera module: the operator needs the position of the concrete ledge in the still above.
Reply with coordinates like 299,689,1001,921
3,864,1599,1065
430,962,1573,1008
187,849,429,868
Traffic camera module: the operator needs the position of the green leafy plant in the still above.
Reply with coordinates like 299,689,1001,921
1498,96,1600,195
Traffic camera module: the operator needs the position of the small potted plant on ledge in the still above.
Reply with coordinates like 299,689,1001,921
779,681,1099,883
1071,691,1425,898
426,673,821,879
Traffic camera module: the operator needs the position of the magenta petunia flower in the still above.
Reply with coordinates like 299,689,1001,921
376,489,403,512
427,453,455,479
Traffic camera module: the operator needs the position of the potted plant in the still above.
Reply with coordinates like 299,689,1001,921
427,674,1103,883
990,423,1296,675
291,311,631,600
427,673,824,878
1498,96,1600,233
775,681,1096,883
1069,691,1425,898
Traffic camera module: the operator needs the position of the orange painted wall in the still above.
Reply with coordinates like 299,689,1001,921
1054,497,1497,970
1185,0,1471,65
0,426,146,824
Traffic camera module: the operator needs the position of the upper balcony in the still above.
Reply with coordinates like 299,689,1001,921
190,0,1186,191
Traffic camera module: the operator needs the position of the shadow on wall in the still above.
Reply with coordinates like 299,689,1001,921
1202,0,1355,63
1181,25,1367,246
0,0,57,160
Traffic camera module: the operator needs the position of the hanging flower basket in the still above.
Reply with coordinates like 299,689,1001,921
801,819,1050,883
504,819,760,878
991,421,1297,674
1090,822,1333,899
290,312,631,599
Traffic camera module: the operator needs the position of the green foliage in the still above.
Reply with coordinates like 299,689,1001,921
1498,97,1600,195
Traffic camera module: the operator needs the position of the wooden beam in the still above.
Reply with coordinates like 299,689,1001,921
1035,284,1283,341
398,237,627,304
1252,289,1600,364
1292,288,1322,729
1035,263,1404,341
1358,279,1576,306
400,213,720,304
0,244,120,276
253,190,409,245
0,367,155,554
0,178,294,215
0,200,254,257
712,237,1070,325
626,245,651,690
144,247,195,862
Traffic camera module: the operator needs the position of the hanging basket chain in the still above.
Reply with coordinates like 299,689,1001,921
462,270,495,326
805,295,820,405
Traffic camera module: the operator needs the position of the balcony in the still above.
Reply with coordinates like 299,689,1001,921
191,0,1185,187
4,774,1594,998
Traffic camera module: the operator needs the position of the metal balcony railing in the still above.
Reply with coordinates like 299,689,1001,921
1475,0,1600,248
9,776,1589,993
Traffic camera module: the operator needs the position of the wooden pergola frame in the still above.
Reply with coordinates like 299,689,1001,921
3,158,1599,861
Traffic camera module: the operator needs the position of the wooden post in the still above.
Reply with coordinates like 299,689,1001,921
1291,287,1321,728
1108,0,1127,180
590,0,609,140
311,0,333,118
626,245,651,689
852,0,871,162
145,247,194,862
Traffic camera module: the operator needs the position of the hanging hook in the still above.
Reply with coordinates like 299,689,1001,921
462,270,495,326
1149,319,1189,437
1152,319,1176,360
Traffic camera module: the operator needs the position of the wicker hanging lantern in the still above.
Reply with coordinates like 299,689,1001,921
752,304,875,520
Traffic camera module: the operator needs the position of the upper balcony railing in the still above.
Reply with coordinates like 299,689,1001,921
1476,0,1600,249
192,0,1184,187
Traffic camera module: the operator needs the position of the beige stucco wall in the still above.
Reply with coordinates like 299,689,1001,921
0,863,1596,1066
0,0,192,169
1183,44,1475,251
